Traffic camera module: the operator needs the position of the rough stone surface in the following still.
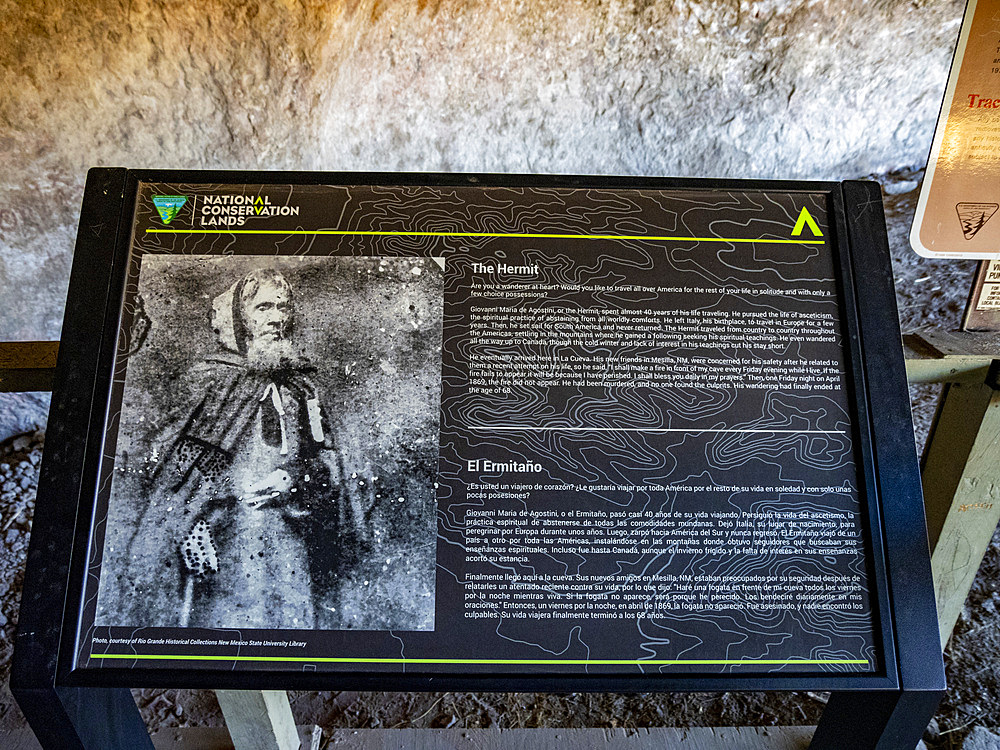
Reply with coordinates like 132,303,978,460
0,0,967,340
962,727,1000,750
0,433,41,719
0,393,48,444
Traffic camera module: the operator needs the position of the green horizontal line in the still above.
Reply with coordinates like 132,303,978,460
90,654,865,665
145,228,823,245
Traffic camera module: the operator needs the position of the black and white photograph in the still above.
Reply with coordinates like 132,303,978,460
94,254,443,632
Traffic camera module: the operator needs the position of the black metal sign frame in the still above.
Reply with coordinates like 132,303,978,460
11,169,943,749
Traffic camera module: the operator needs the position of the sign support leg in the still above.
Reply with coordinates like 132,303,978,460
810,690,942,749
11,685,152,750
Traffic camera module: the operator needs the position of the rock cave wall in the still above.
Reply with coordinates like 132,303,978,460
0,0,969,436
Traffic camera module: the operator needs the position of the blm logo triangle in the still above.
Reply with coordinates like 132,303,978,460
956,203,998,240
152,195,188,225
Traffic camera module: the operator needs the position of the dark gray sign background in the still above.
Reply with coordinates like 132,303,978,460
77,182,876,675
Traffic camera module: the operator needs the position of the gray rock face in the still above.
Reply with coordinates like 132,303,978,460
0,393,47,444
962,727,1000,750
0,0,966,340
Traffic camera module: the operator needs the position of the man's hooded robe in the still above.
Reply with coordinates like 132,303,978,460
105,277,368,629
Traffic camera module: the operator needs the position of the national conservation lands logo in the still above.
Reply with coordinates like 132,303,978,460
956,203,998,240
151,195,187,225
151,193,302,227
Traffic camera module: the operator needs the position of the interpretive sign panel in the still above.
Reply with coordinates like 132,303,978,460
912,0,1000,258
10,171,949,750
64,177,886,679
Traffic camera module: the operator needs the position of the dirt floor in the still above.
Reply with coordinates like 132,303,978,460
1,172,998,748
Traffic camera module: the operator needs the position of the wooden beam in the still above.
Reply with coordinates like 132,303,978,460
902,332,996,384
922,370,1000,649
214,691,299,750
904,356,992,385
0,341,58,393
907,329,1000,358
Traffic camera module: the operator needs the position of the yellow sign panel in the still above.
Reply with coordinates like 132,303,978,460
912,0,1000,259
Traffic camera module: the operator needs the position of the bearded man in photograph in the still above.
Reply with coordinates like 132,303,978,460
119,268,366,629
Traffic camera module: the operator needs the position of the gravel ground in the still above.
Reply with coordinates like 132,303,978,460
1,173,997,747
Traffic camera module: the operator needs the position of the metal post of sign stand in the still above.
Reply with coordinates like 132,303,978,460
811,690,946,750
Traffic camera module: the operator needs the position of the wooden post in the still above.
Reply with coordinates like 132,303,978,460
921,363,1000,649
215,690,300,750
0,341,58,392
